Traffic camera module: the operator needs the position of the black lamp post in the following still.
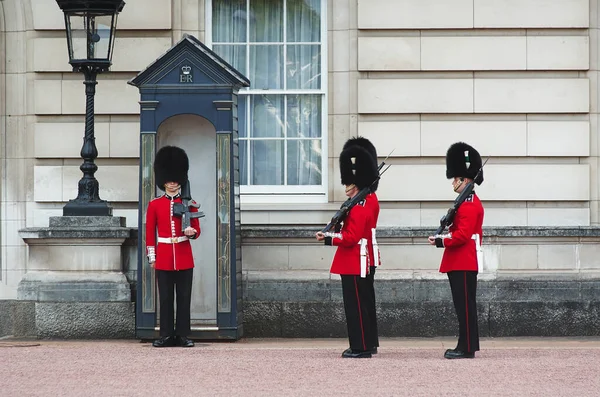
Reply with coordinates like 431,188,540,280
56,0,126,216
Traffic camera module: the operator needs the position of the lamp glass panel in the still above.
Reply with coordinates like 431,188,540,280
67,12,114,61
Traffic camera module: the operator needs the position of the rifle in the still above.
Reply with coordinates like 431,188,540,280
322,160,391,233
172,180,205,233
434,158,488,236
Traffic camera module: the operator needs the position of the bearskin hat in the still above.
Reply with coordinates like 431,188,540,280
342,136,379,191
154,145,189,190
445,141,484,185
340,145,378,190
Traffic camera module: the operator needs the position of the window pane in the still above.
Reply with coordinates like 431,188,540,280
287,139,322,185
213,45,247,76
286,45,321,89
250,45,283,89
287,0,321,42
250,95,284,137
238,95,247,138
239,139,248,185
286,95,321,138
213,0,247,43
250,0,283,42
251,140,284,185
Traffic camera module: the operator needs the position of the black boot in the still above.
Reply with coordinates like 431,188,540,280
176,336,195,347
444,349,475,359
152,336,176,348
342,348,372,358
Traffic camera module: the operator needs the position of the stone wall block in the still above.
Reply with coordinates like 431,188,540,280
358,0,473,29
357,121,420,157
358,79,474,114
242,246,289,271
242,302,283,337
281,302,346,338
12,301,36,338
358,37,420,71
377,302,458,337
474,79,589,113
579,244,600,269
527,208,590,227
474,0,589,28
378,164,589,202
288,246,334,270
538,245,577,270
36,302,135,339
0,301,14,336
33,79,61,115
499,245,538,270
421,121,527,157
379,245,440,270
527,36,589,70
421,36,525,71
34,122,110,158
489,302,600,336
527,121,589,156
33,0,173,30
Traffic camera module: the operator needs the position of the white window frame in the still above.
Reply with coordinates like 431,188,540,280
205,0,328,204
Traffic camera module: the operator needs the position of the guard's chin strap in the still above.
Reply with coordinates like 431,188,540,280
453,178,465,193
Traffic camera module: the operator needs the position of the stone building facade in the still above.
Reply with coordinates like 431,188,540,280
1,0,600,337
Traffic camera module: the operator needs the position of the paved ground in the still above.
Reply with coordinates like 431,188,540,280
1,337,599,396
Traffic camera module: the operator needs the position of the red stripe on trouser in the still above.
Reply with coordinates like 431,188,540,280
464,273,470,352
354,276,366,351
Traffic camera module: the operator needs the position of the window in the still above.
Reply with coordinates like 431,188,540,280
207,0,327,201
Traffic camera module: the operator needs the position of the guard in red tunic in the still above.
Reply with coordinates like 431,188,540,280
316,145,378,358
342,137,381,354
428,142,485,359
146,146,201,348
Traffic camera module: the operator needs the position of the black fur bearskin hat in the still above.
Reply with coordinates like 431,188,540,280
445,141,484,185
340,145,378,190
154,145,189,190
342,136,379,191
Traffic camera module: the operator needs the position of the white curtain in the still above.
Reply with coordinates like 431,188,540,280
213,0,323,186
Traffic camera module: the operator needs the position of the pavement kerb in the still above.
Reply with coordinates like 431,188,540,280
2,336,600,350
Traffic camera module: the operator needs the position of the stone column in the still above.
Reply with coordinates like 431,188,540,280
17,216,134,339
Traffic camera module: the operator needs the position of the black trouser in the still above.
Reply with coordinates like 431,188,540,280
156,268,193,337
447,271,480,352
367,266,379,348
341,274,377,352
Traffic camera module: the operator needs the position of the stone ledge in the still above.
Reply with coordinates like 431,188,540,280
244,278,600,303
241,226,600,239
17,272,131,302
127,226,600,241
49,216,126,228
20,216,132,240
19,228,132,240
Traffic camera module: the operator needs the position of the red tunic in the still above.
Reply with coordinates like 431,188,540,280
326,200,373,277
438,193,484,273
365,193,381,268
145,194,201,271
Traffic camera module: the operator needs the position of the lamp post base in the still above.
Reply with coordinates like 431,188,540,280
63,200,113,216
16,215,133,339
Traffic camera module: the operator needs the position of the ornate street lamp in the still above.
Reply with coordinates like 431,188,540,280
56,0,126,216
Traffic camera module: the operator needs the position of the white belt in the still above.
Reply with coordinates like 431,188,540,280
157,236,189,244
359,238,368,278
371,228,380,268
472,233,483,273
